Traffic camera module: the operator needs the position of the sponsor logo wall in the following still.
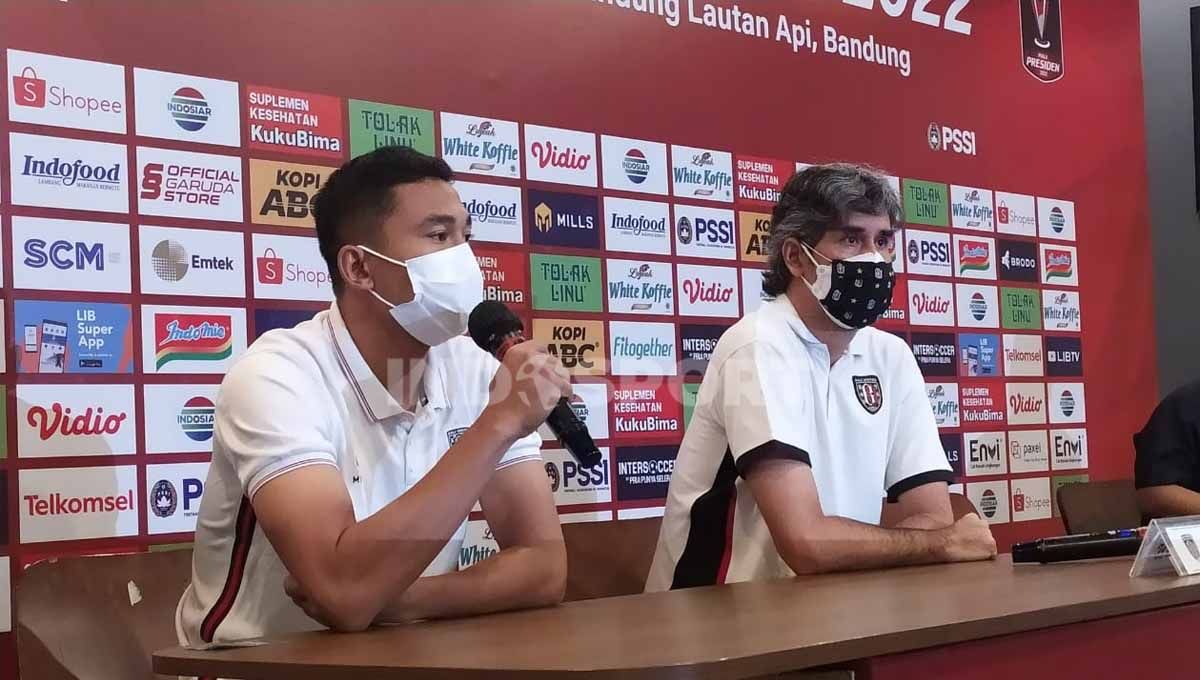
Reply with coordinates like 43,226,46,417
0,34,1101,641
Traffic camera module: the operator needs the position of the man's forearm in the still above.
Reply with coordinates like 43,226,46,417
376,542,566,624
310,410,524,625
779,515,949,575
1138,484,1200,520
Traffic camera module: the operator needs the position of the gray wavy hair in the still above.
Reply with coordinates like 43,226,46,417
762,163,902,297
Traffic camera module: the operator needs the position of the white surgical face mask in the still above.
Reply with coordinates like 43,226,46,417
358,242,484,347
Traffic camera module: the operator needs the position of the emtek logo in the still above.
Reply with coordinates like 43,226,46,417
927,122,977,156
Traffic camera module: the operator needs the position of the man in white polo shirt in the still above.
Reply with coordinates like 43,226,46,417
177,146,571,644
647,163,996,591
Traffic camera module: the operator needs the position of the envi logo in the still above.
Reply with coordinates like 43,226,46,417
524,123,597,188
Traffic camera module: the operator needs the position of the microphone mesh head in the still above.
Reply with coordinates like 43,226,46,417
468,301,524,355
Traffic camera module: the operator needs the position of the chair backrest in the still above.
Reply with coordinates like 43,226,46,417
561,517,661,601
1057,479,1141,534
16,548,194,680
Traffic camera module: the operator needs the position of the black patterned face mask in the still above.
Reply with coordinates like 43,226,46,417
801,244,896,330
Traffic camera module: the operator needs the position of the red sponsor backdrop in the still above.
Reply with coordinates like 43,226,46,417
0,1,1153,672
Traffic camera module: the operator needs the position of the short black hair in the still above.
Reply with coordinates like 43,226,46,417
762,163,901,297
312,146,454,293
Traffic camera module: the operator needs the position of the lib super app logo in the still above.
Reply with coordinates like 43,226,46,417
133,68,240,146
601,135,669,195
142,305,247,374
8,49,126,133
137,146,244,222
13,300,134,374
671,145,733,202
524,124,598,188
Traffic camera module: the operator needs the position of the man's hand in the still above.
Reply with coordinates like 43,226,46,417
937,513,998,563
486,342,571,436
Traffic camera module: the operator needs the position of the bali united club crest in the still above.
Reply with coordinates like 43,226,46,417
853,375,884,415
1020,0,1064,83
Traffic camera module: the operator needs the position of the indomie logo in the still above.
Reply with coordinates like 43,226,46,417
155,314,233,369
959,241,990,273
1044,249,1073,279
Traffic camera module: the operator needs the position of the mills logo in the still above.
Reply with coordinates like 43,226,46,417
179,396,215,442
168,87,210,131
527,190,600,248
624,149,650,184
1020,0,1065,83
155,314,232,369
25,403,127,442
958,240,991,275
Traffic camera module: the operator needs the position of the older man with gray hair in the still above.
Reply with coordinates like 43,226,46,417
646,163,996,591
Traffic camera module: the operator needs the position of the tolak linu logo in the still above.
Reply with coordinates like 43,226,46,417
1020,0,1064,83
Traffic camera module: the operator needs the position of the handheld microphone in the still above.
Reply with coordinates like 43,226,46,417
1011,527,1146,564
467,301,603,469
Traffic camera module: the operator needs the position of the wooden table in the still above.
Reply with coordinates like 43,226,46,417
155,555,1200,679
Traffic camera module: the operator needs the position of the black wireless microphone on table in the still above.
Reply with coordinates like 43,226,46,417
468,301,603,469
1011,528,1145,564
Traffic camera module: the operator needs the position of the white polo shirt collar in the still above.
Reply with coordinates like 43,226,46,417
770,296,869,358
326,301,450,421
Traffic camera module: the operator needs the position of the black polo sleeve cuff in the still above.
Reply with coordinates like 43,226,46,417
886,469,957,503
735,440,812,479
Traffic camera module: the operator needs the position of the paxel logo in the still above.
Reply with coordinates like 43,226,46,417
24,238,119,271
927,122,978,156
